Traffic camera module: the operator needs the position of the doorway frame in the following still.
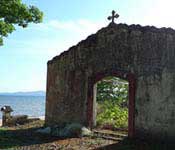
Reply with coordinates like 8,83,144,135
87,70,136,138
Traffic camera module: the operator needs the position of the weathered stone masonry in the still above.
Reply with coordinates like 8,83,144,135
46,23,175,140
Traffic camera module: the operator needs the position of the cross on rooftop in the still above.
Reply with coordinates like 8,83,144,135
108,10,119,23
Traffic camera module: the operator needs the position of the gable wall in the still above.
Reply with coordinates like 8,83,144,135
46,23,175,140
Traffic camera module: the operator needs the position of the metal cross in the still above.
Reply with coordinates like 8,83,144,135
108,10,119,23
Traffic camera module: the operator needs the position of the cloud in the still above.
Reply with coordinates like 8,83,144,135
32,19,107,39
47,19,106,33
1,19,108,92
13,19,107,56
139,0,175,28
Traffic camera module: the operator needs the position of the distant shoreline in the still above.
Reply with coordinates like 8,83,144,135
0,91,46,97
0,95,46,97
0,96,45,123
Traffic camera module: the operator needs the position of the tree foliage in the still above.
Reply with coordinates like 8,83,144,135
0,0,43,45
97,76,128,107
96,76,129,129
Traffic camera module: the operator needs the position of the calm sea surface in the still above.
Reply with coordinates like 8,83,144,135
0,95,45,119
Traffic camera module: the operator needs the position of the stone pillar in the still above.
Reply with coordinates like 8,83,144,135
1,106,13,126
92,83,97,127
2,112,11,126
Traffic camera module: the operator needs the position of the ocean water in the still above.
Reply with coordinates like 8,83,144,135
0,95,45,119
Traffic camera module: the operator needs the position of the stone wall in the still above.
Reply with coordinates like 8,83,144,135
46,23,175,140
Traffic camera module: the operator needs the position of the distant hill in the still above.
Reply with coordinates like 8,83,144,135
0,91,46,96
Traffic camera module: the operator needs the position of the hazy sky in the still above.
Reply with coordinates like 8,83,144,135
1,0,175,92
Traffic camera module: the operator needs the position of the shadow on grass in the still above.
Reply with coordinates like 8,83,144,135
95,138,175,150
0,123,60,149
1,124,175,150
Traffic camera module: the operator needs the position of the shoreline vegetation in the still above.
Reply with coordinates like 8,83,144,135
0,116,45,126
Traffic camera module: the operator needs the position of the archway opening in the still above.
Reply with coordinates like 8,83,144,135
87,71,135,138
93,76,129,136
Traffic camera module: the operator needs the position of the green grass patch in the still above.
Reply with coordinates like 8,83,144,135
0,120,45,149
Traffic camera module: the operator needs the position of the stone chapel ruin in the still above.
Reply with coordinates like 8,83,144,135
46,12,175,141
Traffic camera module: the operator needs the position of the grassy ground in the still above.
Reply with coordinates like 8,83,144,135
0,120,117,150
0,120,175,150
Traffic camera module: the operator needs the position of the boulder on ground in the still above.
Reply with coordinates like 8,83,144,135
36,123,92,137
51,123,92,137
81,127,92,136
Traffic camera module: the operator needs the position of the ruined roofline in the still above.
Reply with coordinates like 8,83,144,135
47,22,175,65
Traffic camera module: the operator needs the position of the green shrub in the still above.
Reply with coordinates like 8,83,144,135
96,77,128,130
96,100,128,129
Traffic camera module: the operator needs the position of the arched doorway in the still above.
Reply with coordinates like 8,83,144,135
87,70,136,138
